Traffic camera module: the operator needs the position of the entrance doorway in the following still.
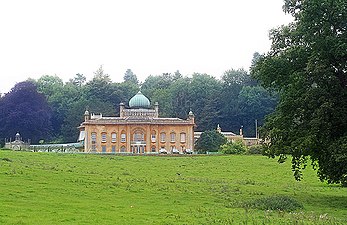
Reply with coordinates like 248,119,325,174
131,145,145,154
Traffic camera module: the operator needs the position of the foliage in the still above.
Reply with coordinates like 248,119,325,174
219,67,277,135
220,140,247,155
247,145,264,155
2,63,278,143
238,86,278,136
0,81,52,143
251,0,347,185
243,195,303,212
0,151,346,224
123,69,139,84
195,130,227,153
69,73,86,87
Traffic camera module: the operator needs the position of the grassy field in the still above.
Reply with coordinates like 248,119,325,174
0,150,346,225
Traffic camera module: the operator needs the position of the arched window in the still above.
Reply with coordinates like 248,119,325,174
160,132,166,142
180,133,186,143
121,132,126,142
151,131,156,142
133,131,144,141
170,132,176,142
111,133,117,142
101,132,107,143
91,132,97,144
120,146,126,153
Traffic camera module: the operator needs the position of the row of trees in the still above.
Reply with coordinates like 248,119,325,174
0,63,277,144
1,0,344,186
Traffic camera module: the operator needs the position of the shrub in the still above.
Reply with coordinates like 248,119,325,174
243,195,303,212
246,145,264,155
219,140,247,154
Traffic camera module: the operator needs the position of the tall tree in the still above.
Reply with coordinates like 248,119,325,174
220,69,253,133
169,77,191,119
0,81,52,143
36,75,65,137
123,69,139,85
188,73,222,131
252,0,347,185
69,73,86,87
85,65,113,100
238,86,278,136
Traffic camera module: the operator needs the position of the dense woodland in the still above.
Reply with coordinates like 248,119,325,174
0,57,277,144
0,0,345,186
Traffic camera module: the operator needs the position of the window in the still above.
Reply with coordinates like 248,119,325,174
170,132,176,142
121,133,126,142
102,145,106,152
91,132,97,144
101,132,107,142
133,131,144,141
160,132,166,142
91,132,97,152
111,133,117,142
151,131,156,142
180,133,186,143
120,146,126,152
151,146,156,152
111,146,116,153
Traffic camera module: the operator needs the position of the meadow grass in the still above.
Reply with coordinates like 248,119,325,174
0,150,346,224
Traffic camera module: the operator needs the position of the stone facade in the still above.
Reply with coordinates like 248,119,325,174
78,92,195,154
4,132,30,150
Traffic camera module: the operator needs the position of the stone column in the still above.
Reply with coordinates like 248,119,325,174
119,103,125,118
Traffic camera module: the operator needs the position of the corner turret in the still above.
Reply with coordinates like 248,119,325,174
188,110,195,123
84,110,90,122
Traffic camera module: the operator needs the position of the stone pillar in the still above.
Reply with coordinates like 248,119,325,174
146,124,151,153
154,102,159,118
127,125,131,153
119,103,125,118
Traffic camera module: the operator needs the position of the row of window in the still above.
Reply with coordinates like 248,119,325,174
94,145,127,153
93,145,185,153
160,132,186,143
90,132,187,143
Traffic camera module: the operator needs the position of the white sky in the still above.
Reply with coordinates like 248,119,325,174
0,0,292,93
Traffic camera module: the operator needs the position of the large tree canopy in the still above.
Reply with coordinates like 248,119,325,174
195,130,227,154
252,0,347,185
0,81,52,143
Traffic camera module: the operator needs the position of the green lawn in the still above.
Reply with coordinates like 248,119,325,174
0,150,346,224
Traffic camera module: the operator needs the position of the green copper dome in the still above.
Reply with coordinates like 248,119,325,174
129,91,151,108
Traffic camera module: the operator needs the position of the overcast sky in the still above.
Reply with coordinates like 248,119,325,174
0,0,292,93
